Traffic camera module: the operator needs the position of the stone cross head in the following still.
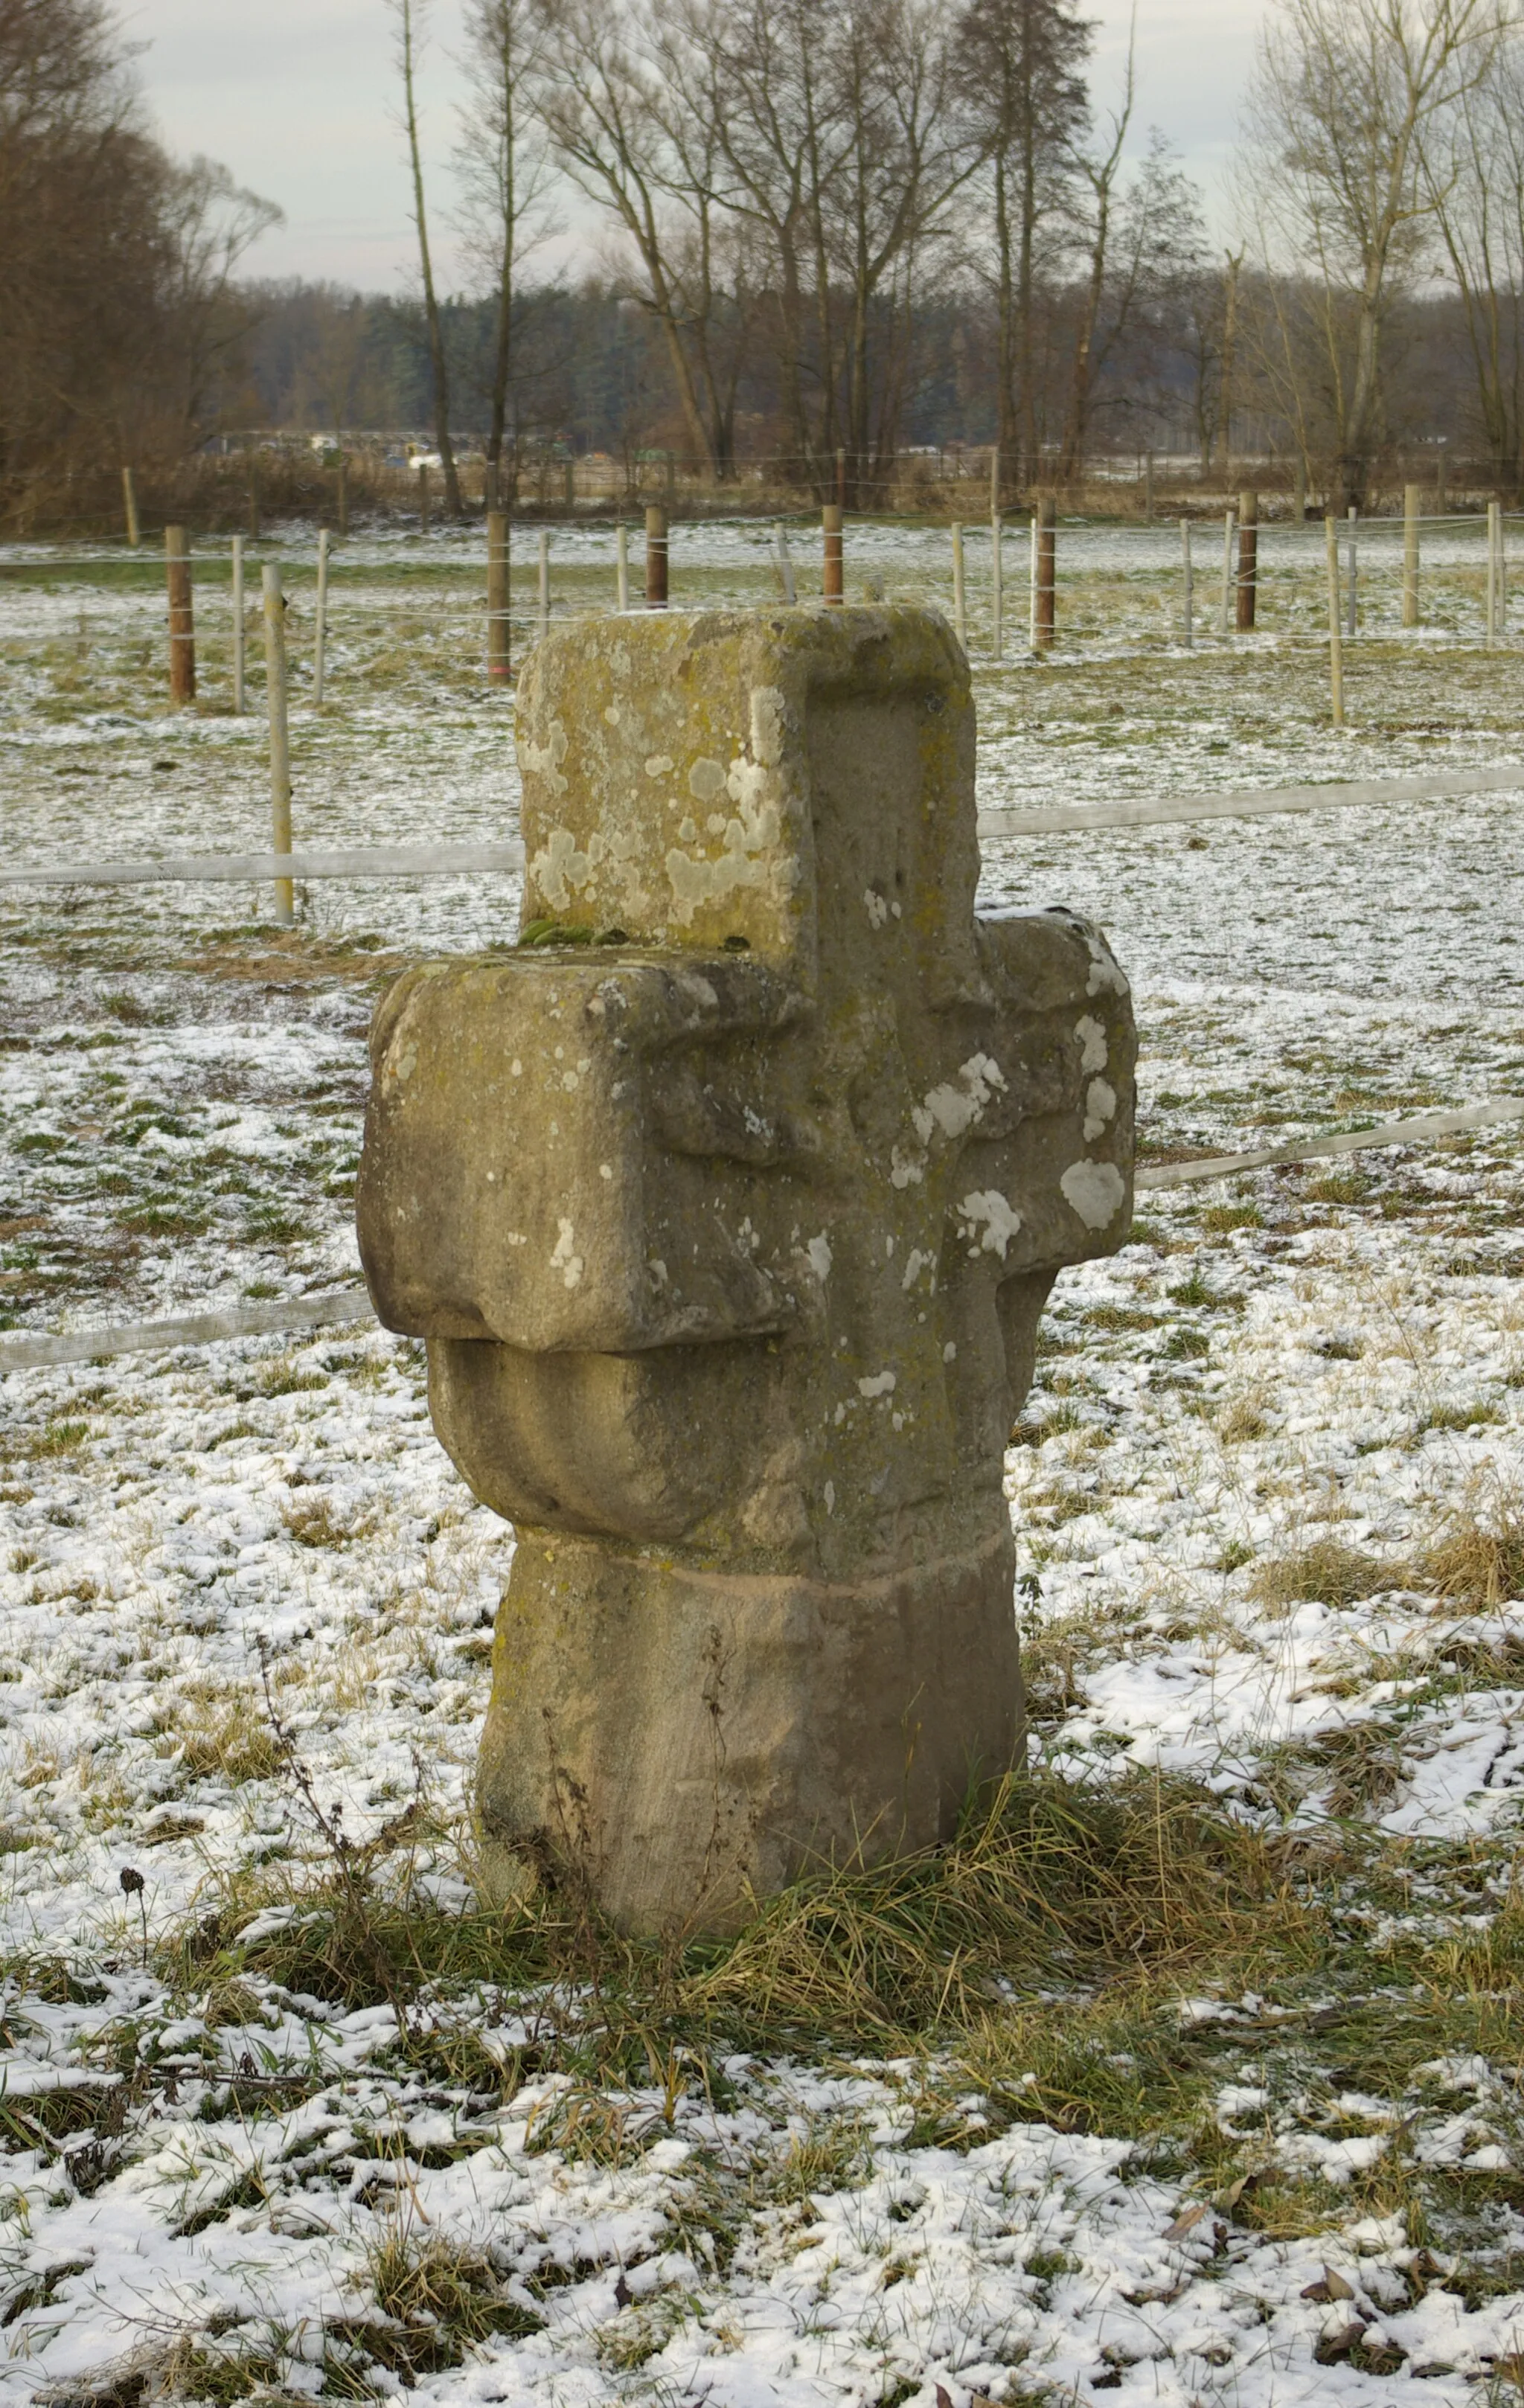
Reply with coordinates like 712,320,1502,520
357,606,1135,1933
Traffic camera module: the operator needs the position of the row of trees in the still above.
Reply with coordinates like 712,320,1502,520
381,0,1524,512
10,0,1524,519
394,0,1203,508
0,0,278,513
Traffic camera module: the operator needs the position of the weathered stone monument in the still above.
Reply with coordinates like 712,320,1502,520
357,607,1134,1933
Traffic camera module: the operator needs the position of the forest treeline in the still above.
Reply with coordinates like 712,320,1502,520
9,0,1524,525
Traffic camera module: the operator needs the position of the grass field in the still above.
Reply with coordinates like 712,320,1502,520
2,525,1524,2402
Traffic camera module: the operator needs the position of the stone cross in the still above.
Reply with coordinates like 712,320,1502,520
357,607,1135,1933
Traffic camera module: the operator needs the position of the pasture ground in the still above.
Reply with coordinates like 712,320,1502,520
1,526,1524,2402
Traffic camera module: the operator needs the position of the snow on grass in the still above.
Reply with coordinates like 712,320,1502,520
3,539,1524,2399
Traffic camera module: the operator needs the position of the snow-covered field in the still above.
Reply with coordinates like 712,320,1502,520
4,532,1524,2403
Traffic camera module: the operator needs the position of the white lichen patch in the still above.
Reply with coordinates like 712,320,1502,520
958,1188,1024,1258
549,1218,585,1289
528,826,591,913
1083,1077,1118,1141
1075,1013,1109,1072
1060,1158,1126,1229
748,683,788,764
858,1370,897,1398
520,717,570,795
663,791,792,924
913,1052,1008,1144
688,757,727,801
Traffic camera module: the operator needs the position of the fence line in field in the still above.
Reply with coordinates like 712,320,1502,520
6,762,1524,893
4,1097,1524,1374
977,762,1524,839
1,509,1518,577
0,841,529,888
1134,1097,1524,1191
0,1287,374,1371
9,507,1522,770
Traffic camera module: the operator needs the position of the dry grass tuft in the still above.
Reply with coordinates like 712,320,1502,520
346,2229,542,2376
1248,1537,1393,1610
282,1494,356,1549
1218,1392,1270,1444
1415,1478,1524,1608
676,1773,1317,2045
158,1770,1319,2067
171,1702,284,1787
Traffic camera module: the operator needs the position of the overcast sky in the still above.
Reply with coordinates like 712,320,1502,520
122,0,1264,292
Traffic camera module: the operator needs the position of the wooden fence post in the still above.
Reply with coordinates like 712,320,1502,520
537,530,550,637
418,463,430,534
991,510,1003,662
775,523,797,604
1034,493,1056,651
646,505,668,608
1346,504,1358,638
487,509,511,681
121,467,140,548
822,502,844,603
1488,498,1501,647
164,525,196,706
1180,517,1194,649
990,444,1001,518
248,455,261,540
261,564,294,926
563,455,575,509
665,452,676,506
836,447,847,510
615,522,630,612
950,521,967,647
1219,508,1235,633
1144,449,1155,521
1437,447,1448,515
231,535,246,714
337,458,349,539
313,528,330,706
1403,483,1420,628
1236,487,1258,632
1325,516,1345,729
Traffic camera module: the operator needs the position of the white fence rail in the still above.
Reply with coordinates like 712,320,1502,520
6,1098,1523,1374
6,764,1524,891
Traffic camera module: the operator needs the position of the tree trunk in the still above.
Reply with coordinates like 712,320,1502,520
399,0,463,516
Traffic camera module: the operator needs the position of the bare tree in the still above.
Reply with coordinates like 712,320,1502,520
1419,31,1524,481
1176,249,1240,472
528,0,726,470
827,0,986,485
1213,245,1243,471
1054,58,1203,475
1243,0,1509,509
955,0,1089,486
454,0,560,483
392,0,463,513
157,156,282,432
702,0,855,480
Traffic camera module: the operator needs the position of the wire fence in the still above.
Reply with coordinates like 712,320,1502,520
2,505,1522,714
6,520,1524,1377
